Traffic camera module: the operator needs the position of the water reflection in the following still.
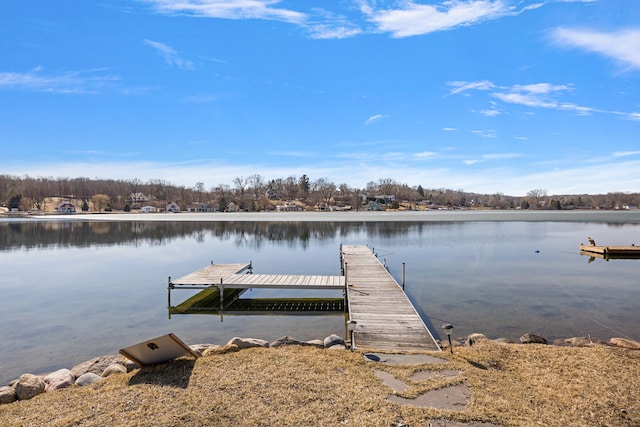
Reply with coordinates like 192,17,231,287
1,218,639,386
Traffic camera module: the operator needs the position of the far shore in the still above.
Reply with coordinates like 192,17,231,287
3,209,640,223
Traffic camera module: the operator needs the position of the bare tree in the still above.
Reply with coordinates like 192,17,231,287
527,189,547,209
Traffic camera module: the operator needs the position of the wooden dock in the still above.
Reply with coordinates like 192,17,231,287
341,245,440,352
168,245,440,352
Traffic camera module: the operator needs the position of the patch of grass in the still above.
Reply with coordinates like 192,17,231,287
1,343,639,426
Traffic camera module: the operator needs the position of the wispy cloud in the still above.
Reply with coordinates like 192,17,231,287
0,67,120,94
446,80,495,96
362,0,517,38
551,27,640,71
365,114,388,125
613,151,640,158
472,129,497,138
142,0,543,39
142,0,306,24
144,39,195,70
447,80,632,117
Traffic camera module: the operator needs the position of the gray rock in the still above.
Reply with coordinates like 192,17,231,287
465,333,488,346
610,337,640,350
15,373,46,400
75,372,103,387
270,336,314,348
305,339,325,348
493,337,514,344
520,333,548,344
326,344,347,350
226,337,270,349
323,334,345,348
71,355,126,378
563,336,607,347
44,368,75,391
101,363,127,377
0,386,16,404
189,343,219,356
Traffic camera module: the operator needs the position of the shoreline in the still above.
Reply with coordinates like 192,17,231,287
4,209,640,223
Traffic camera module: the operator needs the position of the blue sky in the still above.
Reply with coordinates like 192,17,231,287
1,0,639,196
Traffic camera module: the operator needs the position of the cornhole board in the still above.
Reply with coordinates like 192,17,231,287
119,333,199,367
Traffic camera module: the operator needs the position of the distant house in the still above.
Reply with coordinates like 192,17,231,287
130,193,153,203
265,189,278,200
186,203,214,212
166,201,181,213
226,202,239,212
367,201,383,211
276,203,300,212
139,206,156,213
56,201,76,214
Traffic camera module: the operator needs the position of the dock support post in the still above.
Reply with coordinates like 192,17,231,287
343,262,348,312
167,276,172,319
402,263,405,290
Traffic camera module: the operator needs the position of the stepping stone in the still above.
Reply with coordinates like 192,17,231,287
387,383,471,411
364,353,446,365
373,369,409,393
410,369,461,381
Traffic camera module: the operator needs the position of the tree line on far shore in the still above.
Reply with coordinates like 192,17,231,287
1,174,638,213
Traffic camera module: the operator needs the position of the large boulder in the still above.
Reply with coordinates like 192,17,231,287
562,336,608,347
71,355,126,378
0,386,16,404
520,333,547,344
102,363,127,377
465,333,488,347
323,334,345,348
189,343,219,356
226,337,270,349
44,369,75,391
15,374,46,400
609,338,640,350
270,336,314,348
75,372,102,387
202,344,238,356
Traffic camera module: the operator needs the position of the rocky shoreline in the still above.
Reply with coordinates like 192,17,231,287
2,331,639,406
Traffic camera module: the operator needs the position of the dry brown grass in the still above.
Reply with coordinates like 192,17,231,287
1,342,639,427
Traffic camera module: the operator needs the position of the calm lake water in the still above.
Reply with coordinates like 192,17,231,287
1,211,639,384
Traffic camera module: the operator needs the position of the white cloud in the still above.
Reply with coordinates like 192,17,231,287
143,0,306,24
613,151,640,158
551,27,640,71
364,0,514,38
144,39,195,70
365,114,388,125
446,80,496,96
4,155,640,196
480,108,501,116
413,151,438,159
472,129,497,138
0,67,120,94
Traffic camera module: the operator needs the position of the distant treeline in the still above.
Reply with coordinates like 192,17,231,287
1,174,638,212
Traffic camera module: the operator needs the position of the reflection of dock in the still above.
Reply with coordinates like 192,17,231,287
579,244,640,256
580,249,640,262
579,242,640,262
167,245,440,352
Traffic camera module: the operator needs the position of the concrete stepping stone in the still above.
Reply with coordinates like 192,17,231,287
364,353,446,365
387,383,471,411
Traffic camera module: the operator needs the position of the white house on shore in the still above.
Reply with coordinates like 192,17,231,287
56,201,76,214
165,201,180,213
139,206,156,213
